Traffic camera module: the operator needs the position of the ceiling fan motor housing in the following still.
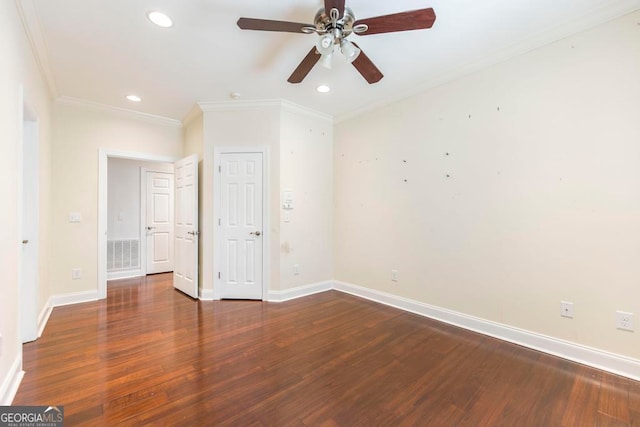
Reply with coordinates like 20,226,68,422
314,7,356,40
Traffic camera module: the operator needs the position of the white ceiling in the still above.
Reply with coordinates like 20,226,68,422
19,0,640,122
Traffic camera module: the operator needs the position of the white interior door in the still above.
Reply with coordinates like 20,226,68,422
145,171,174,274
220,152,263,300
20,119,38,343
173,154,199,298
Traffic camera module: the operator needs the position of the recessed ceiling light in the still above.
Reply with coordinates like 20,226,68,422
316,85,331,93
126,95,142,102
147,11,173,28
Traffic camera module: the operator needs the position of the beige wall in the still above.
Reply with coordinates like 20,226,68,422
200,102,334,296
0,1,53,402
334,11,640,359
50,102,183,295
202,105,282,295
280,109,333,289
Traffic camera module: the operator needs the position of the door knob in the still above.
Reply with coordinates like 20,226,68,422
187,230,200,236
250,231,262,236
22,240,29,244
146,226,155,231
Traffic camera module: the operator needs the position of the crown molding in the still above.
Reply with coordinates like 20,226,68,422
198,99,284,112
56,97,182,128
336,0,640,124
198,99,333,122
16,0,59,98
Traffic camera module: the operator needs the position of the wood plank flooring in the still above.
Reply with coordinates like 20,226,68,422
14,273,640,426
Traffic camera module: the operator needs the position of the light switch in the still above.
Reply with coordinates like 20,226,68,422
117,212,124,221
69,212,82,223
284,211,291,223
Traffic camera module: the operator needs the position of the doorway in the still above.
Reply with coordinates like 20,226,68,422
19,91,39,343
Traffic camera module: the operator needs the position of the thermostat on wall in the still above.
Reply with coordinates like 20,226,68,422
282,190,294,210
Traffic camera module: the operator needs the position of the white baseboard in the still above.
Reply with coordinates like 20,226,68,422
0,355,24,405
268,281,334,302
107,270,143,281
50,290,99,307
37,299,53,338
333,281,640,382
199,288,215,301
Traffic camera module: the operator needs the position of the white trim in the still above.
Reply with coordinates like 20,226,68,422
107,270,144,281
98,150,180,300
56,97,182,128
213,146,270,301
37,298,53,338
199,288,215,301
0,356,24,405
50,290,99,308
268,281,334,302
333,281,640,382
15,0,59,98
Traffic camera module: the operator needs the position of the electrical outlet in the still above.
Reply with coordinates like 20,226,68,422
293,264,300,276
616,311,634,331
391,270,398,282
560,301,574,318
72,268,82,280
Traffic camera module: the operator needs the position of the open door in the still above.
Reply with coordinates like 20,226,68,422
173,154,198,298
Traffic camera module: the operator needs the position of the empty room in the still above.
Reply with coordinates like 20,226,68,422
1,0,639,425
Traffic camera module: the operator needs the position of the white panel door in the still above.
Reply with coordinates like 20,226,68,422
220,153,263,300
146,171,174,274
174,154,199,298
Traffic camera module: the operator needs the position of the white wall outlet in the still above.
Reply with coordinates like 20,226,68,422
293,264,300,275
69,212,82,223
72,268,82,280
560,301,574,318
391,270,399,282
616,311,634,331
284,211,291,223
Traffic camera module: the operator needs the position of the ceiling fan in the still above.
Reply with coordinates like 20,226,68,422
237,1,436,84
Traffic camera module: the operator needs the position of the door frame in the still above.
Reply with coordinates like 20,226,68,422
18,85,39,342
213,146,270,300
98,149,178,299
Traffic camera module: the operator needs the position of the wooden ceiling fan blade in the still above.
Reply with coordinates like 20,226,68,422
354,8,436,35
324,0,346,18
351,43,383,84
237,17,312,33
288,47,321,84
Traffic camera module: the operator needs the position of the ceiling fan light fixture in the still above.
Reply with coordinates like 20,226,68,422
316,34,334,56
319,52,333,69
340,39,360,63
147,11,173,28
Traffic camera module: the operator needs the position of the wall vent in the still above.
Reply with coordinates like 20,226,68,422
107,239,140,272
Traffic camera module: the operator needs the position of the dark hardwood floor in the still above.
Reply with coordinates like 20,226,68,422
14,273,640,426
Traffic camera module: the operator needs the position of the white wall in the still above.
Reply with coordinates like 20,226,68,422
51,102,183,295
0,1,53,404
280,108,333,290
334,11,640,360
